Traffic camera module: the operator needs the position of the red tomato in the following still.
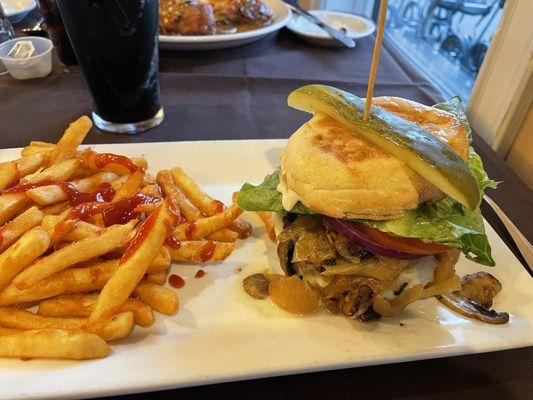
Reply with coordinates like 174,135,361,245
352,222,450,255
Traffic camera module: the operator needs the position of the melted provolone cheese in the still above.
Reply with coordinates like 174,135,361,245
277,169,305,211
382,256,437,300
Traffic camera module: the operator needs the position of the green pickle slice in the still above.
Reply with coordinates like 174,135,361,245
287,84,481,211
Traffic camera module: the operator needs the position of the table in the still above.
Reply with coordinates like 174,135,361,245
1,16,532,400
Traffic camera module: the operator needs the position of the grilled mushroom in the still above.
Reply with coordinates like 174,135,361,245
243,273,270,299
437,272,509,324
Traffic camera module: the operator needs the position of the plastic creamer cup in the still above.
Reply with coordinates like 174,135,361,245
0,37,53,80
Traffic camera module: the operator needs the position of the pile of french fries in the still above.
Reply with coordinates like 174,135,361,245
0,116,254,360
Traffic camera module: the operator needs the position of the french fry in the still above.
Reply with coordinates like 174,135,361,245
145,271,167,285
38,294,154,328
0,259,119,306
256,211,276,241
0,306,84,330
26,172,118,206
170,167,224,216
157,169,200,221
0,306,133,342
81,149,142,176
133,202,161,214
167,240,235,263
0,327,22,335
0,193,32,226
206,229,239,242
0,206,43,252
0,227,50,291
88,198,178,326
20,146,53,157
30,141,55,148
112,169,145,201
41,215,103,242
97,311,135,341
21,158,80,184
140,183,162,198
13,221,135,289
0,158,82,224
147,246,171,273
131,157,148,170
40,201,69,216
0,161,18,191
0,152,48,190
64,221,104,242
172,202,243,240
0,329,110,360
47,116,92,165
134,281,179,315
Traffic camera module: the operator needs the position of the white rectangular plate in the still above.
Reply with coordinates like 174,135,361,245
0,140,532,400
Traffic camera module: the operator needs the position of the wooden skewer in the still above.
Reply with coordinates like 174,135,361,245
364,0,388,121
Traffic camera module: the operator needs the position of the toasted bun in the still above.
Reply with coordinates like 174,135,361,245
280,97,469,220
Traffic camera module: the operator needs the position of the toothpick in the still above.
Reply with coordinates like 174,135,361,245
364,0,388,121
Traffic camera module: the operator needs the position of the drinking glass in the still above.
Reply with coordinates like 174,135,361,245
57,0,164,134
37,0,78,66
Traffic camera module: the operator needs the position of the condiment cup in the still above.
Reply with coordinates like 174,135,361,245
0,36,53,80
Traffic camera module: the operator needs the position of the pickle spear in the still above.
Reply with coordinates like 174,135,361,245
287,84,480,210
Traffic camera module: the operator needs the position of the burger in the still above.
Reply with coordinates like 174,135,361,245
238,85,508,324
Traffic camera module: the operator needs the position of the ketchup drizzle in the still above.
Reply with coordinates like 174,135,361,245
185,222,196,240
213,200,225,214
194,269,206,278
199,241,216,262
1,178,56,194
94,153,140,173
102,193,160,227
164,236,181,249
168,274,185,288
120,208,159,264
58,182,115,206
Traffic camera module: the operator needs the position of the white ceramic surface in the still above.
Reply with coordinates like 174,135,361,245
159,0,291,51
0,139,531,400
287,10,375,48
1,0,36,23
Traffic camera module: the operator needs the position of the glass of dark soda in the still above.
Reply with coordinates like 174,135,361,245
37,0,78,66
56,0,164,134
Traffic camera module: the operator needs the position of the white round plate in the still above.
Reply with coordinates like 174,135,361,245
159,0,291,51
1,0,37,24
287,10,375,48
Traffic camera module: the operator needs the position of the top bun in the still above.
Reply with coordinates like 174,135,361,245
280,97,469,220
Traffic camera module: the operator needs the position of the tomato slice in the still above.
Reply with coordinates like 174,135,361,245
352,222,450,255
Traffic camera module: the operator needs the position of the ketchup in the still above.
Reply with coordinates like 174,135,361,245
120,208,159,264
67,202,108,222
164,236,181,249
213,200,225,214
94,153,140,173
194,269,206,278
168,274,185,288
199,241,216,262
185,222,196,240
58,182,115,206
102,193,160,227
1,178,56,194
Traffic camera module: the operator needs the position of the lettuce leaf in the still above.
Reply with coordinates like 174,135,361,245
237,168,312,214
237,98,498,266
